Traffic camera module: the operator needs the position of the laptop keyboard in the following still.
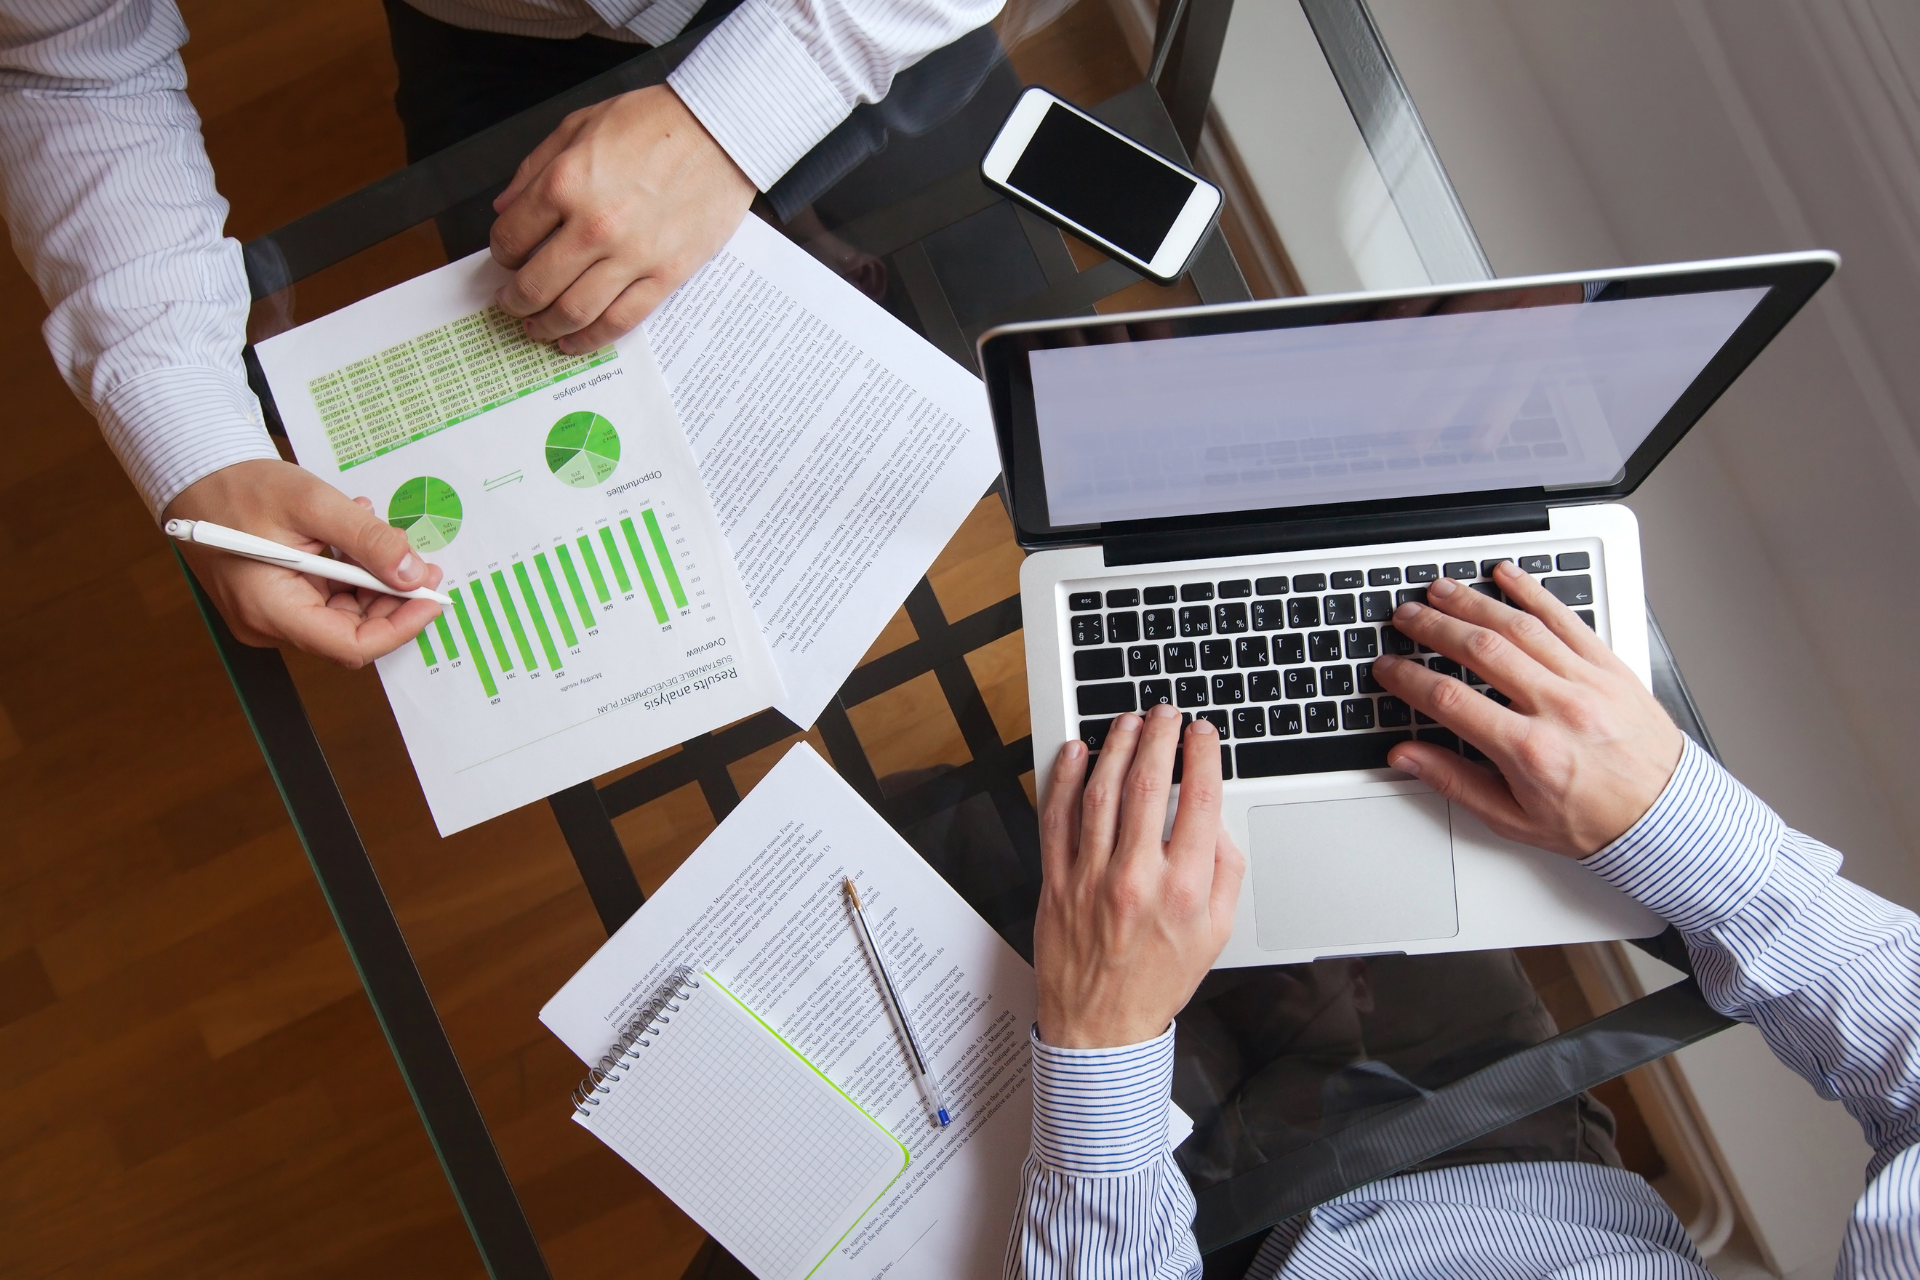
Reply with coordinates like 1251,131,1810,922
1063,545,1600,781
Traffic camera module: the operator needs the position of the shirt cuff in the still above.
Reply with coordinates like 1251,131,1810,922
1581,737,1783,933
1028,1023,1176,1177
96,363,278,520
667,0,853,190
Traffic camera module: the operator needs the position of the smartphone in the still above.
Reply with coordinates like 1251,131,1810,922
980,86,1223,284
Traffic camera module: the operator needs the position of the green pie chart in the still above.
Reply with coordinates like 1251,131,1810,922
546,411,621,488
388,476,463,552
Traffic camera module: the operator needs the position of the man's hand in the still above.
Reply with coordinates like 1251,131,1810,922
1035,706,1245,1049
163,459,445,669
489,85,754,353
1372,562,1686,857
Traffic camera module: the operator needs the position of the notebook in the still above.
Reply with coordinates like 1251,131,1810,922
572,966,907,1280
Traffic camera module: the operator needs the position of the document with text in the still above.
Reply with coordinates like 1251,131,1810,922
257,254,782,836
644,216,1002,728
542,744,1036,1280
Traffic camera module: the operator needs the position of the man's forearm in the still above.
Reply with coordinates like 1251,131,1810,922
1005,1027,1203,1280
0,0,273,519
1585,739,1920,1175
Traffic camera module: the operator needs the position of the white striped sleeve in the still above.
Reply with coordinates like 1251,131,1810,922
1004,1024,1203,1280
0,0,273,520
666,0,1004,190
1584,738,1920,1274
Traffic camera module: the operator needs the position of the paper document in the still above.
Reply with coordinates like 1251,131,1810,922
257,254,783,836
644,216,1002,727
543,744,1036,1279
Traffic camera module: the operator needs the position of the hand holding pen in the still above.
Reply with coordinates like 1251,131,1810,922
162,459,449,668
844,877,952,1127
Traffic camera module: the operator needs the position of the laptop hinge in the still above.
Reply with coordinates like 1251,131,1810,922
1100,503,1552,567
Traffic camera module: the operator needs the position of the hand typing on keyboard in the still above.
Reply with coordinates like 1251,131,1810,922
1034,706,1246,1048
1372,563,1685,858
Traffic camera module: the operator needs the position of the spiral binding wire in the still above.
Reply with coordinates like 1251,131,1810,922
572,964,700,1115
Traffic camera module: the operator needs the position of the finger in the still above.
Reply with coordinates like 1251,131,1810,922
1079,713,1142,870
557,275,677,353
1040,740,1089,884
523,258,639,343
495,218,612,321
1111,704,1183,867
1419,574,1588,681
298,486,428,592
493,112,586,214
1386,741,1535,840
1371,651,1526,756
1488,561,1629,676
1166,718,1224,872
1388,595,1560,708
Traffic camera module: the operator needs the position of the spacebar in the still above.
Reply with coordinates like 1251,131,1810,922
1235,732,1413,777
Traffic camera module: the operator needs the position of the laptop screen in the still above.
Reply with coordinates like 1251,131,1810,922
1027,285,1771,529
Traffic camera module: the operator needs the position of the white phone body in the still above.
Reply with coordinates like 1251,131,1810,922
981,86,1223,283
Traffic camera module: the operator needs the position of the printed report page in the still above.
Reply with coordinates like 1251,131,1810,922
257,252,782,836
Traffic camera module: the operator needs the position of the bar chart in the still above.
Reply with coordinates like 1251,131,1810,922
411,505,698,702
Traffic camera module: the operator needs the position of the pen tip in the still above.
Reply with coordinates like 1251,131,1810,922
937,1110,951,1126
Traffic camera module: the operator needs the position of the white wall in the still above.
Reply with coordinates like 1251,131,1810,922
1214,0,1920,1273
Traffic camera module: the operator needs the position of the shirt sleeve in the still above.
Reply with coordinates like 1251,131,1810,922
1583,738,1920,1274
0,0,275,521
666,0,1005,190
1003,1024,1203,1280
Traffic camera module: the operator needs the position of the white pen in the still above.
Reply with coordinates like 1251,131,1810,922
844,877,952,1127
165,518,452,606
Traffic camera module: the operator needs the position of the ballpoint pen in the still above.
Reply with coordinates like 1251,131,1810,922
166,518,453,606
844,877,952,1127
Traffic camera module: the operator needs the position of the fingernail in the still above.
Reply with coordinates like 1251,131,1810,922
396,552,422,583
1428,576,1457,598
1395,601,1425,620
1391,752,1421,777
1190,717,1216,736
1114,713,1141,732
1148,702,1178,720
1374,653,1399,672
1063,739,1085,760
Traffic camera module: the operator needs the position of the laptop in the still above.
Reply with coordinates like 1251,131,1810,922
978,251,1835,968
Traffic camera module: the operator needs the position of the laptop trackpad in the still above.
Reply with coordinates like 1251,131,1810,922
1248,793,1458,951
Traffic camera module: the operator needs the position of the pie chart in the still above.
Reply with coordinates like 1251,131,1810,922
388,476,463,552
546,411,621,488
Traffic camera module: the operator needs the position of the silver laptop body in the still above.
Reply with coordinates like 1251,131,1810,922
978,251,1835,968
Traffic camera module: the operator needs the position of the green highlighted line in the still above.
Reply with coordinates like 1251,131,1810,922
415,629,436,666
621,516,668,623
533,554,576,649
448,587,497,697
575,535,611,604
597,525,632,593
554,544,596,631
514,561,562,671
433,612,458,660
490,569,537,671
642,509,687,608
469,578,513,671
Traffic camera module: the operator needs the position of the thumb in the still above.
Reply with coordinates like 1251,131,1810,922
302,489,427,590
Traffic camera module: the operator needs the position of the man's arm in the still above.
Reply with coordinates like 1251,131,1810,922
1374,564,1920,1273
487,0,1005,350
1005,704,1241,1280
0,0,443,666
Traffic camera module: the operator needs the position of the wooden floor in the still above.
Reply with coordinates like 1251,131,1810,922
0,3,1656,1276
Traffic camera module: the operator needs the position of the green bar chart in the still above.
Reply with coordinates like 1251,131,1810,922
421,507,699,701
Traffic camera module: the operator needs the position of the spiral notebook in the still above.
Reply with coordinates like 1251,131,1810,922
572,966,909,1280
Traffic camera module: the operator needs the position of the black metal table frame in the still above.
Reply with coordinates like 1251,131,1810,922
191,3,1736,1275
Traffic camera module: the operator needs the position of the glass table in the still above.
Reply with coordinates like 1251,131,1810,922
197,1,1735,1275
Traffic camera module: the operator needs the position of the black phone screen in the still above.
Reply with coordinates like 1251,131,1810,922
1005,103,1196,261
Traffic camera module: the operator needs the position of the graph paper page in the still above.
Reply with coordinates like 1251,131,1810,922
577,976,905,1280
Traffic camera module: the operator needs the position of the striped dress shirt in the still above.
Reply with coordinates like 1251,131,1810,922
1006,739,1920,1279
0,0,998,519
